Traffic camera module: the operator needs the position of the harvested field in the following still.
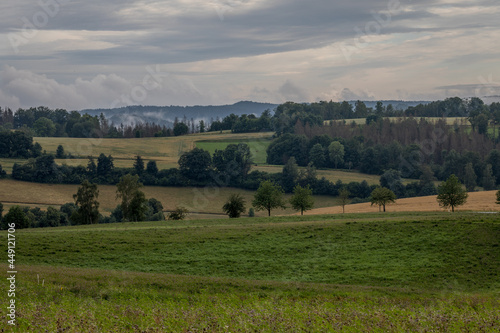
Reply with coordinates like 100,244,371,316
301,190,500,215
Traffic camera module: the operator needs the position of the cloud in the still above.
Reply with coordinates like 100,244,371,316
1,0,500,108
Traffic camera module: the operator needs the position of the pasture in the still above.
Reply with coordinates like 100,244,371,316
2,213,499,331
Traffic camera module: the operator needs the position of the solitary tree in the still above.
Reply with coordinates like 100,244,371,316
290,185,314,215
116,174,147,221
222,194,246,218
437,174,468,212
338,187,351,213
71,180,100,225
370,187,396,212
252,181,287,216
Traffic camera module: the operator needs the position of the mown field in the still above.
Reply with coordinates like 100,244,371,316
2,213,499,331
0,179,339,217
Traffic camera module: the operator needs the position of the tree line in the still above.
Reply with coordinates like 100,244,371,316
268,119,500,190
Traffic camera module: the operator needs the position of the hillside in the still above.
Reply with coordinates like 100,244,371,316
81,101,278,127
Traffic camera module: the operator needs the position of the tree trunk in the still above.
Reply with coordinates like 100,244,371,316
268,208,271,216
301,209,304,215
383,204,386,212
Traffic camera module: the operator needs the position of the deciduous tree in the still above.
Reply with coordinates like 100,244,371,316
290,185,314,215
71,180,100,225
437,174,468,212
253,181,286,216
222,194,246,218
338,187,350,214
370,187,396,212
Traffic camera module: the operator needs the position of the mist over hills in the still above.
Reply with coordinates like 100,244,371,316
81,100,430,127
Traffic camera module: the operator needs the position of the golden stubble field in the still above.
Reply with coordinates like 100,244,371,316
302,190,500,215
0,179,338,218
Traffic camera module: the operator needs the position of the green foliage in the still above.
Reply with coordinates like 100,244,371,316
464,162,477,192
55,144,65,158
482,164,496,191
309,143,326,168
1,206,30,229
248,207,255,217
178,147,212,182
116,174,147,222
328,141,345,169
496,190,500,205
33,117,56,137
133,155,145,175
281,157,299,192
252,181,286,216
370,187,396,212
380,169,405,198
71,180,100,225
173,122,189,136
289,185,314,215
338,187,351,213
168,206,188,220
0,202,3,221
212,143,253,185
437,174,468,212
96,153,114,177
222,194,246,218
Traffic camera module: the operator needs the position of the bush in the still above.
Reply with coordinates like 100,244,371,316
168,207,188,220
248,207,255,217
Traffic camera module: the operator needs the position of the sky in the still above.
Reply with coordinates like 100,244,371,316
0,0,500,110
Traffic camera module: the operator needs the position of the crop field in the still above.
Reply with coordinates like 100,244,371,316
306,190,500,214
0,179,339,217
1,213,499,331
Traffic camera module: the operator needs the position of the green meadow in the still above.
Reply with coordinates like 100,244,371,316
2,212,499,331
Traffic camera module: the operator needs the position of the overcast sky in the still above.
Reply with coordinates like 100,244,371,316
1,0,499,110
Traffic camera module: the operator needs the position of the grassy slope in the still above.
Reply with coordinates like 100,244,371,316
3,213,499,331
7,264,499,332
0,178,339,216
9,213,499,292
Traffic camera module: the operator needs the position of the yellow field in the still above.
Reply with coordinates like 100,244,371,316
300,190,500,215
0,179,338,218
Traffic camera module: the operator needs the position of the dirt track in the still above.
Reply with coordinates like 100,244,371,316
301,190,500,215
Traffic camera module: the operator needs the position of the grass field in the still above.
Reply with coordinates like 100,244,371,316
2,213,499,331
195,137,271,164
0,179,339,217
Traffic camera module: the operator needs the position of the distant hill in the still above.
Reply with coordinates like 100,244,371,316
81,100,432,128
347,100,430,110
81,101,278,127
